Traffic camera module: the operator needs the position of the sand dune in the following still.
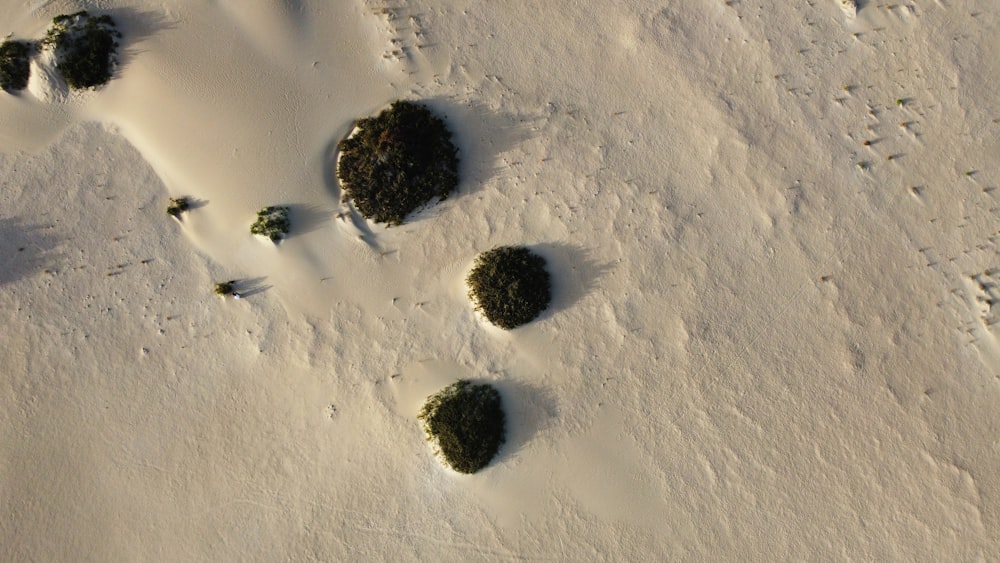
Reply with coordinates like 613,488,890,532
1,0,999,559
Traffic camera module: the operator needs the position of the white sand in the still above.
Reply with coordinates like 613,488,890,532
2,0,999,559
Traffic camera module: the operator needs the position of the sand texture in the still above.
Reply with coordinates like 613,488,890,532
2,0,999,559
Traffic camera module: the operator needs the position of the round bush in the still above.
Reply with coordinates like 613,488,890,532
418,380,506,474
44,11,120,90
336,100,459,225
467,246,552,330
0,40,32,92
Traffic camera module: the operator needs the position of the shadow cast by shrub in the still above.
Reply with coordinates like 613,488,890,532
531,242,612,321
183,196,208,211
405,98,539,223
491,379,558,466
105,8,175,77
234,277,270,298
286,203,332,239
0,217,61,285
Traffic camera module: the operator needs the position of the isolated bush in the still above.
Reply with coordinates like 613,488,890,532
337,100,459,225
43,11,120,89
214,280,235,296
467,246,552,330
166,197,190,218
0,40,32,92
250,206,290,242
418,380,506,474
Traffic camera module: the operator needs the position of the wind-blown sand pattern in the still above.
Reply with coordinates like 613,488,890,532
1,0,999,559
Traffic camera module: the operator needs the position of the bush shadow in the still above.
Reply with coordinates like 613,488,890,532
286,203,332,238
0,217,61,285
531,242,612,321
234,277,271,298
491,379,558,465
184,197,208,211
396,98,539,225
422,97,539,198
106,8,176,77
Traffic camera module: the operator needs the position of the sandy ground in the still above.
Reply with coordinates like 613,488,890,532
2,0,999,559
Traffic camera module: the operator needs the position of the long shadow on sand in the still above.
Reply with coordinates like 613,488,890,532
235,277,271,298
491,379,559,466
422,97,538,197
531,243,613,322
0,217,61,285
286,204,332,239
106,8,177,77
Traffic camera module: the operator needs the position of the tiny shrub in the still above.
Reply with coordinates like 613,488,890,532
467,246,552,329
44,11,120,89
166,197,190,218
337,100,459,225
214,280,235,296
418,380,506,474
0,40,32,92
250,206,290,242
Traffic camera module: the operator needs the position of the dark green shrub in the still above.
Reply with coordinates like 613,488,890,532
166,197,190,218
418,380,506,474
0,40,32,92
250,206,290,242
467,246,552,329
214,280,235,296
43,11,120,89
337,100,459,225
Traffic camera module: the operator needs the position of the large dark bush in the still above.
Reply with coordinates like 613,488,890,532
0,40,32,92
44,11,120,90
467,246,552,330
337,100,459,225
418,380,506,474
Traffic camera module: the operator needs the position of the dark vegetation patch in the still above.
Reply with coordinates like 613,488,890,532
418,380,506,474
467,246,552,330
214,280,236,296
250,206,290,242
166,197,190,218
337,100,459,225
44,11,121,90
0,40,32,92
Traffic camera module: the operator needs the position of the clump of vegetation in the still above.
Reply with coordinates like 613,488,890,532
0,40,32,92
418,380,506,474
337,100,459,225
43,11,121,90
466,246,552,330
214,280,236,296
250,206,290,242
166,197,190,218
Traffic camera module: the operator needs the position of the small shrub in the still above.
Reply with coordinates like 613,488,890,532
250,206,290,242
166,197,190,218
0,40,32,92
43,11,120,90
466,246,552,330
214,280,235,296
337,100,459,225
418,380,506,474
